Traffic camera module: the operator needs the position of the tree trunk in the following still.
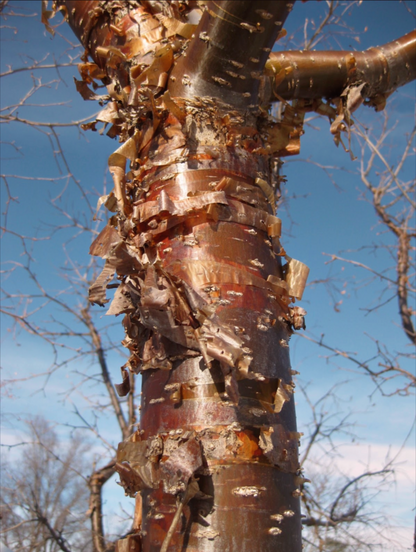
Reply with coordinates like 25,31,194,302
54,1,416,550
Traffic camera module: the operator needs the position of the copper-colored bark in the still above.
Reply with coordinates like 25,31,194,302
168,1,294,107
54,1,415,550
264,30,416,103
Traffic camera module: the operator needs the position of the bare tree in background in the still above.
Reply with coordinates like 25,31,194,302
1,417,92,552
0,233,138,551
297,382,398,552
300,110,416,397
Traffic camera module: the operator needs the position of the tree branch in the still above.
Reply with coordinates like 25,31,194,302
264,30,416,104
88,459,117,552
80,305,129,439
32,499,73,552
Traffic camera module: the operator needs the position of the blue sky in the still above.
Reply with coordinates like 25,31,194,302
1,1,415,549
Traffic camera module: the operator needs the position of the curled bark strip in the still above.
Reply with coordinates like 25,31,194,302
259,424,300,472
133,190,229,223
115,366,131,397
89,263,116,306
283,257,310,300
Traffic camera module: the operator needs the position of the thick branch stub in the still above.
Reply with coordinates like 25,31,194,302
265,30,416,104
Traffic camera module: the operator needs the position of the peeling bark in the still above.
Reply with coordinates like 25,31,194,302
52,0,416,550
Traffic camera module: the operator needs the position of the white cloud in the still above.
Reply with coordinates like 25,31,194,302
334,441,415,484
